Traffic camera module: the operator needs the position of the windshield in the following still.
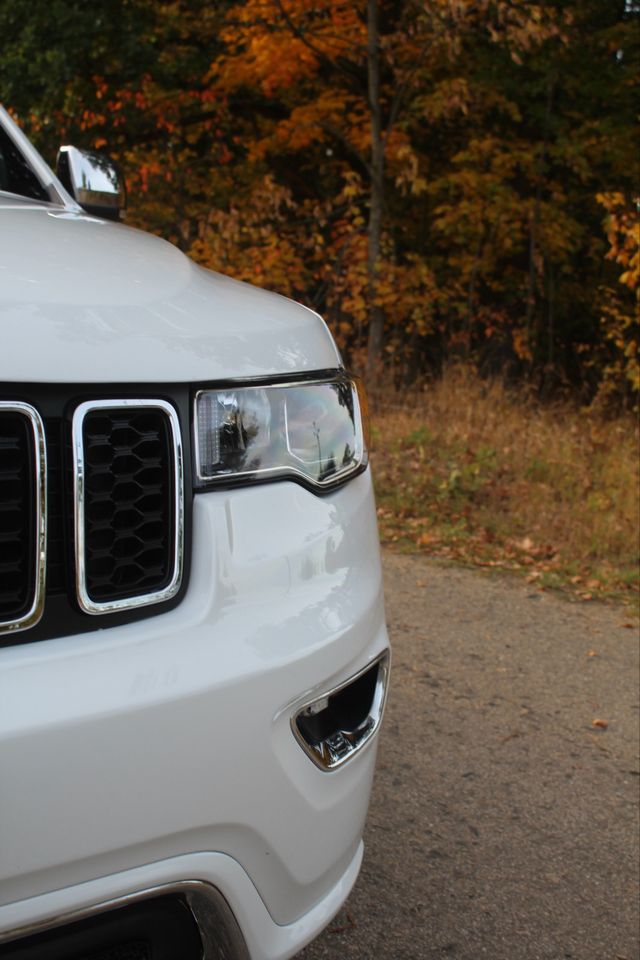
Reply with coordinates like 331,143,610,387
0,124,50,202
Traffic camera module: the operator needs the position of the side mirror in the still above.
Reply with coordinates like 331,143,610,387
56,145,126,221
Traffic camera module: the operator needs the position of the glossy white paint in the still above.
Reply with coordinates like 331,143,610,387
0,846,363,960
0,473,388,943
0,203,340,383
0,107,388,958
1,108,339,387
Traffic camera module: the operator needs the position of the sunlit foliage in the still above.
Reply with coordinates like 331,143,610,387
1,0,637,404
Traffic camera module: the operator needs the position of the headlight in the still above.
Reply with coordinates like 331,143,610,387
194,374,367,490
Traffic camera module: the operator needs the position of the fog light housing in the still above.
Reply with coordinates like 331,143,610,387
292,652,390,770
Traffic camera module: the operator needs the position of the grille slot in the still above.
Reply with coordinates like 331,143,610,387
83,409,173,600
0,412,35,618
0,403,46,633
74,400,184,614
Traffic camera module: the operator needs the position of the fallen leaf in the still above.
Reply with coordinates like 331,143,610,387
329,911,357,934
587,733,609,751
500,731,523,743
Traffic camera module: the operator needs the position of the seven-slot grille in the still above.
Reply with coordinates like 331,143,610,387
0,403,46,634
0,398,183,636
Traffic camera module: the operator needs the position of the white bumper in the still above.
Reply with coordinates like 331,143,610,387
0,470,388,957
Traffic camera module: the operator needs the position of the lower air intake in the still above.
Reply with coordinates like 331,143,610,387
0,895,202,960
82,942,150,960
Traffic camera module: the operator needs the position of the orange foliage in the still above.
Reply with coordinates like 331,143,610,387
596,193,640,403
14,0,633,401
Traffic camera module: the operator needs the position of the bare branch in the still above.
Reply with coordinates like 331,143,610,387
320,122,373,180
272,0,363,84
384,39,431,140
383,5,455,140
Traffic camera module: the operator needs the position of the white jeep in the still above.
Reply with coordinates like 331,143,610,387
0,105,389,960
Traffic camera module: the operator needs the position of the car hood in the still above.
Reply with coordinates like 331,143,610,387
0,202,339,383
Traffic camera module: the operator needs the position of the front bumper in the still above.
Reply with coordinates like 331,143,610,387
0,470,388,957
0,846,365,960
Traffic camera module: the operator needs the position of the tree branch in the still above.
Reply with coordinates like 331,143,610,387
320,122,373,180
272,0,363,85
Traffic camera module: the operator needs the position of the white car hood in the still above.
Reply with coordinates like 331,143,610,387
0,202,339,383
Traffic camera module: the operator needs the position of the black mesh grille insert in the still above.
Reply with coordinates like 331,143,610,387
82,406,176,603
0,411,36,623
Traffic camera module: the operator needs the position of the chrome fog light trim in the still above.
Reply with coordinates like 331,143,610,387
292,651,390,771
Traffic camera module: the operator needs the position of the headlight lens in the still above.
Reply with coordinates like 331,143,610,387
194,375,367,489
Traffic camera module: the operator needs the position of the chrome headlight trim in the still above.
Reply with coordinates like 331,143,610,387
72,398,184,615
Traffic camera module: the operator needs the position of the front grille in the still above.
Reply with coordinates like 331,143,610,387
0,388,189,645
0,403,45,633
73,399,184,615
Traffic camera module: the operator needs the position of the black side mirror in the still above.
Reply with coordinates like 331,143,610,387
56,146,126,221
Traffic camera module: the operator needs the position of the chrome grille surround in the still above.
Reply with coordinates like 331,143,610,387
72,398,184,615
0,401,47,635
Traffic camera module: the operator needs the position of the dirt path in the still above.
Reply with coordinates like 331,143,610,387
298,551,640,960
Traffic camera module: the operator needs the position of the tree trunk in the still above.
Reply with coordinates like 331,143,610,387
366,0,385,383
525,76,555,364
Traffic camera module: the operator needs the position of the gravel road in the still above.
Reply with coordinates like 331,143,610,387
298,551,640,960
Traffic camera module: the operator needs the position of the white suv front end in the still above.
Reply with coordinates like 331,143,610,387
0,105,389,960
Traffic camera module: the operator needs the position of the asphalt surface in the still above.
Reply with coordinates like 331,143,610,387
297,551,640,960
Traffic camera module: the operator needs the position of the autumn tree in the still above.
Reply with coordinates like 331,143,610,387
204,0,451,377
595,192,640,406
2,0,637,403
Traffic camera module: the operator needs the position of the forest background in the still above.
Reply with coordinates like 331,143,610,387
1,0,638,601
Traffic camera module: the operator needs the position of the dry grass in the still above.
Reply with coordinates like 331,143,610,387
369,368,639,605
